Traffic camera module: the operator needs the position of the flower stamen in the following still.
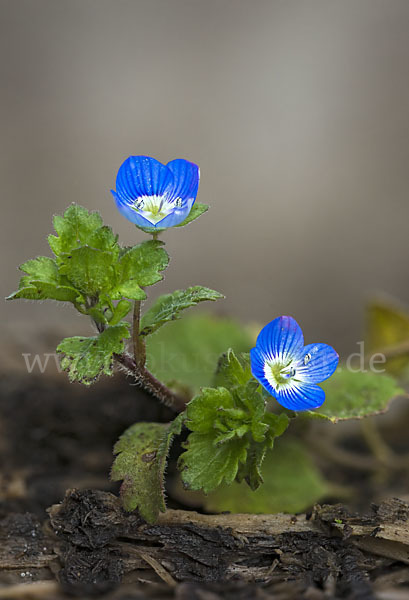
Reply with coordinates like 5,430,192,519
131,195,175,224
303,353,312,365
264,360,297,391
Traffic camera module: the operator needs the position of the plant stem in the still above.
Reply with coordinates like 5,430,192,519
116,299,186,412
89,299,186,413
114,353,187,413
132,300,146,369
91,236,186,413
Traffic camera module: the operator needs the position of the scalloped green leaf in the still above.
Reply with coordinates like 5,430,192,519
57,323,130,384
179,385,289,494
185,387,235,434
48,204,118,257
109,299,133,325
214,349,252,388
59,246,117,296
111,415,184,522
179,431,248,493
140,286,224,336
112,240,169,300
236,411,290,490
6,256,83,304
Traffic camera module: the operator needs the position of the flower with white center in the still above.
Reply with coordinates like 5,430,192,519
250,316,339,411
111,155,200,229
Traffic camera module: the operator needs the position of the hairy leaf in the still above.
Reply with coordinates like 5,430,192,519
140,286,224,336
109,299,133,325
59,246,117,296
214,348,252,388
304,369,404,423
112,240,169,300
179,431,248,493
185,387,235,434
237,412,289,490
111,415,184,522
48,204,118,257
179,385,289,493
7,256,83,304
57,323,130,384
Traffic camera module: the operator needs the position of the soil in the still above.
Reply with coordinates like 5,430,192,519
0,371,408,599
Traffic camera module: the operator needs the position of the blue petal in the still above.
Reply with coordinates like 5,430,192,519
295,343,339,384
115,156,173,203
250,346,279,397
256,316,304,362
112,191,159,228
167,159,199,210
275,381,325,411
155,206,191,228
250,347,266,382
250,347,325,411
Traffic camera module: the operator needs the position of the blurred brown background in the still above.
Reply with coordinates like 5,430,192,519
1,0,409,362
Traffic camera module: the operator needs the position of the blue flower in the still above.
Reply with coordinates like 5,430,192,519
250,316,339,411
111,156,200,229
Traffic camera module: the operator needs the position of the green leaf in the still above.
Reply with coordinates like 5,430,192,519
57,323,130,384
86,225,119,255
262,411,290,448
140,286,224,336
111,415,184,522
366,298,409,379
20,256,59,280
146,313,253,394
179,432,248,493
112,240,169,300
304,369,404,423
201,439,330,514
179,386,249,492
214,349,253,388
175,203,209,227
179,385,289,493
48,204,118,256
109,299,133,325
185,387,235,434
237,412,289,490
59,246,117,296
6,256,83,304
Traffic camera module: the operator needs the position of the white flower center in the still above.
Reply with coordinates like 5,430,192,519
264,359,298,391
131,195,182,224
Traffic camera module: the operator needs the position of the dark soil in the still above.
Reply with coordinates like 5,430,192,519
0,373,174,517
0,372,408,599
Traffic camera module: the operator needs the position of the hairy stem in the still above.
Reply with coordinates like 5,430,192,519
114,353,187,413
89,298,186,413
132,300,146,369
